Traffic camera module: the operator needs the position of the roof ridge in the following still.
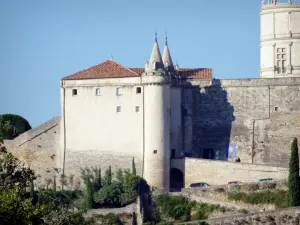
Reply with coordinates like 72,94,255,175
107,59,139,76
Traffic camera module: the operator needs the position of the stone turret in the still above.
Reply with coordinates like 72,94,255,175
146,33,165,72
141,33,171,191
162,37,174,71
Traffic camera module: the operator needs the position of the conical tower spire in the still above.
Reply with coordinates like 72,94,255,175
162,35,174,70
146,32,164,71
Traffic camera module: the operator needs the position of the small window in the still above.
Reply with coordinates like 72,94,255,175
96,88,101,96
116,106,121,113
72,89,77,96
136,87,142,94
153,150,157,154
116,87,122,96
135,106,140,113
275,107,278,111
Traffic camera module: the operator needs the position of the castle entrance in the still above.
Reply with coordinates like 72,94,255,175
170,168,184,191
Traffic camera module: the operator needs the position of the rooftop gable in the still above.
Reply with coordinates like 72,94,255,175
62,59,212,80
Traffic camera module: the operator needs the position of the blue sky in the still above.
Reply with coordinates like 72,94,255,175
0,0,261,127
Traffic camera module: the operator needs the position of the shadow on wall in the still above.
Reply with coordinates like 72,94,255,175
184,79,235,160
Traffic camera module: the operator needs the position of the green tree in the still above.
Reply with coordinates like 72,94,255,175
103,166,112,186
86,178,94,209
132,157,136,176
93,182,124,206
53,175,57,192
116,169,124,184
288,137,300,206
60,174,68,191
0,114,31,140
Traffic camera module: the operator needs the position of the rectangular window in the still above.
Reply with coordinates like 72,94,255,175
153,150,157,154
116,87,122,96
135,106,140,113
96,88,101,96
276,47,287,74
72,89,77,96
136,87,142,94
116,106,121,113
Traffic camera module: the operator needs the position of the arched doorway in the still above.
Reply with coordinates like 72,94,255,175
170,168,184,191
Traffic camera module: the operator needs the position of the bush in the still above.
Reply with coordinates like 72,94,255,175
154,194,227,223
1,114,31,139
228,190,288,208
93,182,124,207
288,138,300,206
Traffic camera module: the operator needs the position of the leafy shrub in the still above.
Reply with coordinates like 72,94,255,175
245,183,259,191
154,194,227,223
214,187,225,193
261,182,277,190
228,190,288,208
93,182,124,207
1,114,31,140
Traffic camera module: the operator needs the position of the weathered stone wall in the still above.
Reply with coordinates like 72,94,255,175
185,158,288,186
4,117,60,186
183,77,300,167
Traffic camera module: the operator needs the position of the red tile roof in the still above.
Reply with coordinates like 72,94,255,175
62,60,139,80
179,68,212,79
62,59,212,80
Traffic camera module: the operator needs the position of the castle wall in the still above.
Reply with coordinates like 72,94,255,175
4,117,60,187
61,78,144,177
183,77,300,167
170,87,182,157
185,157,288,186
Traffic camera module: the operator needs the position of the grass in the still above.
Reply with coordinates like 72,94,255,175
228,190,288,208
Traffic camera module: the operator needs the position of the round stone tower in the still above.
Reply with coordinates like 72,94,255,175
260,0,300,78
141,34,171,191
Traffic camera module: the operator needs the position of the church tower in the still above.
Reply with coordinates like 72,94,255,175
142,34,171,190
260,0,300,78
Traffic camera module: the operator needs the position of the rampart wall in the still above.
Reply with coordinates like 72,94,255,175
184,158,288,187
183,77,300,167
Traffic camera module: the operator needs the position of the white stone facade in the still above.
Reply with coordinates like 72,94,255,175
260,1,300,78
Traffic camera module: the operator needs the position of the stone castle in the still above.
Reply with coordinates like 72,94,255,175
4,0,300,190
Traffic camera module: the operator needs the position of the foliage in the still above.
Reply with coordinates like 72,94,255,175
86,178,94,209
132,157,136,176
288,137,300,206
103,165,112,186
228,190,288,208
0,115,12,141
154,194,227,223
93,182,124,206
0,187,46,225
92,213,123,225
0,147,36,191
0,114,31,140
92,167,149,207
59,174,68,191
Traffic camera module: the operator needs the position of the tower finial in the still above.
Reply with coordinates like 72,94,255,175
155,29,157,42
165,30,168,45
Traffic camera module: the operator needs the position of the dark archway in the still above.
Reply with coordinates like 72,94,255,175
170,168,184,191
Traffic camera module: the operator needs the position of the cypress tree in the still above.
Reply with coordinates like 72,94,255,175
132,157,136,176
53,175,56,192
30,180,34,198
104,166,112,186
288,137,300,206
86,178,93,209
